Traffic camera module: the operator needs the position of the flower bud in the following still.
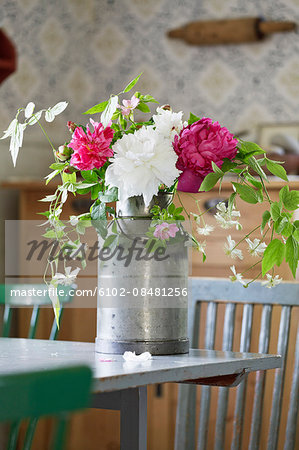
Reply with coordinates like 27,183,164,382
161,104,171,111
67,121,77,133
56,144,72,161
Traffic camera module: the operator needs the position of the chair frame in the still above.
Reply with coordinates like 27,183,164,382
175,277,299,450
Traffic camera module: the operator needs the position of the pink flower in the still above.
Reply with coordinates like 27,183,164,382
153,222,179,240
119,95,140,117
69,119,114,170
173,118,238,192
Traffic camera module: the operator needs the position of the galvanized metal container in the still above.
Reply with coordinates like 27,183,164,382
95,192,189,355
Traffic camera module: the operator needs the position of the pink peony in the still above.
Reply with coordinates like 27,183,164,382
173,118,238,192
153,222,179,240
69,119,114,170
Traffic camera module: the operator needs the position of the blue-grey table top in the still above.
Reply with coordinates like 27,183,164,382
0,338,281,393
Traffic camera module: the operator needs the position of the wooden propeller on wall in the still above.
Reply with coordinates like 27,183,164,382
168,17,297,45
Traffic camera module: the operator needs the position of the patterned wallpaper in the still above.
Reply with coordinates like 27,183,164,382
0,0,298,278
1,0,299,174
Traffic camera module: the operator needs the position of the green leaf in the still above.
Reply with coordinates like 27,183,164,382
119,115,127,130
220,159,238,172
103,234,118,248
270,202,282,221
39,194,57,202
266,159,288,181
83,100,108,115
275,216,289,234
285,235,298,278
294,228,299,241
199,172,221,192
211,161,223,176
228,192,237,214
141,94,159,103
91,203,107,238
262,239,285,275
45,170,60,184
248,156,268,181
49,162,67,171
99,186,118,203
188,113,200,125
231,182,258,204
279,185,299,211
62,172,76,184
239,140,265,155
91,184,101,200
122,73,142,93
281,222,293,238
101,95,119,128
168,203,175,215
245,172,262,189
81,170,98,183
91,202,106,220
261,210,271,232
136,102,151,113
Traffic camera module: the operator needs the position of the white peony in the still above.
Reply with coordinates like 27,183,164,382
106,126,180,206
152,107,183,140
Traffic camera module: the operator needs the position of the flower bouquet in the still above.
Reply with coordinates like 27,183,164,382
2,73,299,322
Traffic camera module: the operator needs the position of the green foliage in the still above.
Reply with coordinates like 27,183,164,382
285,236,298,277
266,158,288,181
279,185,299,210
231,182,259,204
262,239,285,275
122,73,143,93
199,172,222,192
83,100,108,115
188,113,200,125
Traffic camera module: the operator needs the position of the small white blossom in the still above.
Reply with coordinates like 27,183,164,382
246,238,267,256
191,212,201,225
196,240,206,254
261,274,282,288
214,202,242,230
197,224,214,236
224,236,243,260
52,266,80,286
229,265,246,285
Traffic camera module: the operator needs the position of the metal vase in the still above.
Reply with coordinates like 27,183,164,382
95,192,189,355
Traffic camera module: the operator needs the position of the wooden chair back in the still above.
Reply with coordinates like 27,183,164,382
175,277,299,450
0,284,75,340
0,365,92,450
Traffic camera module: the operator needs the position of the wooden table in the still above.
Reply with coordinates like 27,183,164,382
0,338,281,449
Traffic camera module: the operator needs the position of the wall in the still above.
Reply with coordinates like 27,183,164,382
0,0,299,275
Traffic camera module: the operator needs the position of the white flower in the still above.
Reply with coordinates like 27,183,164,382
261,274,282,288
246,238,267,256
215,202,242,230
195,240,206,254
106,126,180,206
197,224,214,236
152,107,183,140
52,266,80,286
224,235,243,259
229,265,246,285
191,212,201,225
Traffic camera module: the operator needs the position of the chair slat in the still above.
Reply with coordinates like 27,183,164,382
2,305,12,337
231,304,254,450
28,306,40,339
175,302,201,450
267,306,292,450
284,325,299,450
249,304,272,450
197,302,218,450
214,303,236,450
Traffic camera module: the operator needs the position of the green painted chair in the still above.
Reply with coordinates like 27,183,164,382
0,365,92,450
0,284,75,339
0,284,76,448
